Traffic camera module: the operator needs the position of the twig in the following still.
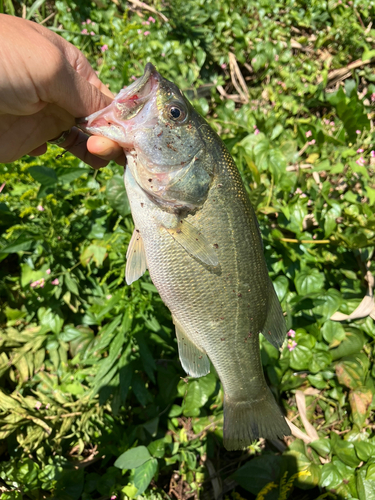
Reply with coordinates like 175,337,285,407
39,12,55,25
286,418,312,444
279,238,331,244
297,142,310,157
354,8,365,29
228,52,249,104
44,411,83,419
286,163,313,171
216,85,243,103
295,390,319,441
318,58,374,87
127,0,168,22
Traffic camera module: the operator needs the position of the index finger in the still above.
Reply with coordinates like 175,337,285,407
57,127,125,168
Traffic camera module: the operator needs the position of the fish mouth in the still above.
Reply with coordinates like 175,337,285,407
76,63,160,144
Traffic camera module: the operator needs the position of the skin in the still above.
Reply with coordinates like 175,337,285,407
0,14,124,168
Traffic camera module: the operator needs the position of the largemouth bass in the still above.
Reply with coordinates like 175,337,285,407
80,64,290,450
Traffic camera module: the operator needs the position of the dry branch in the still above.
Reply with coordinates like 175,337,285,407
228,52,249,104
127,0,169,22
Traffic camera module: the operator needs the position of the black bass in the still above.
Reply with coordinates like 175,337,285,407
80,64,290,450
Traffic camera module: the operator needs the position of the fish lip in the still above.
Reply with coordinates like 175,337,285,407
76,63,160,128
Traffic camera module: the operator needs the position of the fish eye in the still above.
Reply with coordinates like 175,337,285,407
167,104,187,122
170,107,181,119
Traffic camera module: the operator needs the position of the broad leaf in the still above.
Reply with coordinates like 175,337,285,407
114,446,151,470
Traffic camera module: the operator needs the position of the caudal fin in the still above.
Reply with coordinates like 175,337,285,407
223,389,290,451
261,281,287,349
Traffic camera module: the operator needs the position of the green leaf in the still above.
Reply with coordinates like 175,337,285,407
320,462,343,489
64,273,79,295
273,275,288,302
196,48,206,67
362,49,375,61
183,381,206,417
324,208,337,237
331,329,365,360
295,269,325,295
270,124,283,141
310,349,332,373
310,438,331,457
0,202,10,213
289,344,313,370
106,175,131,217
80,243,107,267
355,441,375,462
114,446,151,470
14,458,40,489
28,166,58,186
357,467,375,500
321,321,346,345
55,167,91,183
182,372,216,417
91,331,126,396
26,0,47,20
331,436,361,468
0,234,35,254
366,464,375,481
133,458,158,495
313,288,342,324
231,454,282,494
147,439,165,458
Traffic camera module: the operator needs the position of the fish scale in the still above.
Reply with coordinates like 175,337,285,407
82,62,290,450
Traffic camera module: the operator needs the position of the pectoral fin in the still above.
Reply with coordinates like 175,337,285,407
126,230,147,285
173,316,210,378
164,220,219,267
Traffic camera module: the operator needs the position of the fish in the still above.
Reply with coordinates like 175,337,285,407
79,63,290,450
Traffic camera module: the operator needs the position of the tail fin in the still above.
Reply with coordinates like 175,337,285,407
223,389,290,451
261,281,287,349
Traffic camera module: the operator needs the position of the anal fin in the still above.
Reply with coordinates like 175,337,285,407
164,220,218,267
261,281,287,349
126,230,147,285
173,316,210,378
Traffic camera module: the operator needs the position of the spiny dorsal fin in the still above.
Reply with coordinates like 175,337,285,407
261,281,287,349
164,220,219,267
173,315,210,378
126,229,147,285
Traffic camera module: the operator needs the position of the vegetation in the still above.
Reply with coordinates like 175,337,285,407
1,0,375,498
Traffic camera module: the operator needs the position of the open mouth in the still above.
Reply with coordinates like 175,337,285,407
76,63,160,142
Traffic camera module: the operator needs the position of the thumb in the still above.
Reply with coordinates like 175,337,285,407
48,60,113,119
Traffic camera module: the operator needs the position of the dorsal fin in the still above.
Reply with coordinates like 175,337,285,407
126,230,147,285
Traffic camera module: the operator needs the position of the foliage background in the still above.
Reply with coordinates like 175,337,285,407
1,0,375,498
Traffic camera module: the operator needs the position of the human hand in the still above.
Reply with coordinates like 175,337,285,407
0,14,125,168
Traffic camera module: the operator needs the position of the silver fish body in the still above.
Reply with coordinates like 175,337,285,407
81,64,290,449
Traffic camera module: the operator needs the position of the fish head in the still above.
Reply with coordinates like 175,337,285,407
80,63,211,211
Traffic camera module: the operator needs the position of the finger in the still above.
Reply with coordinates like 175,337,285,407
57,127,112,168
29,20,115,99
28,143,47,157
43,60,114,119
87,136,124,161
